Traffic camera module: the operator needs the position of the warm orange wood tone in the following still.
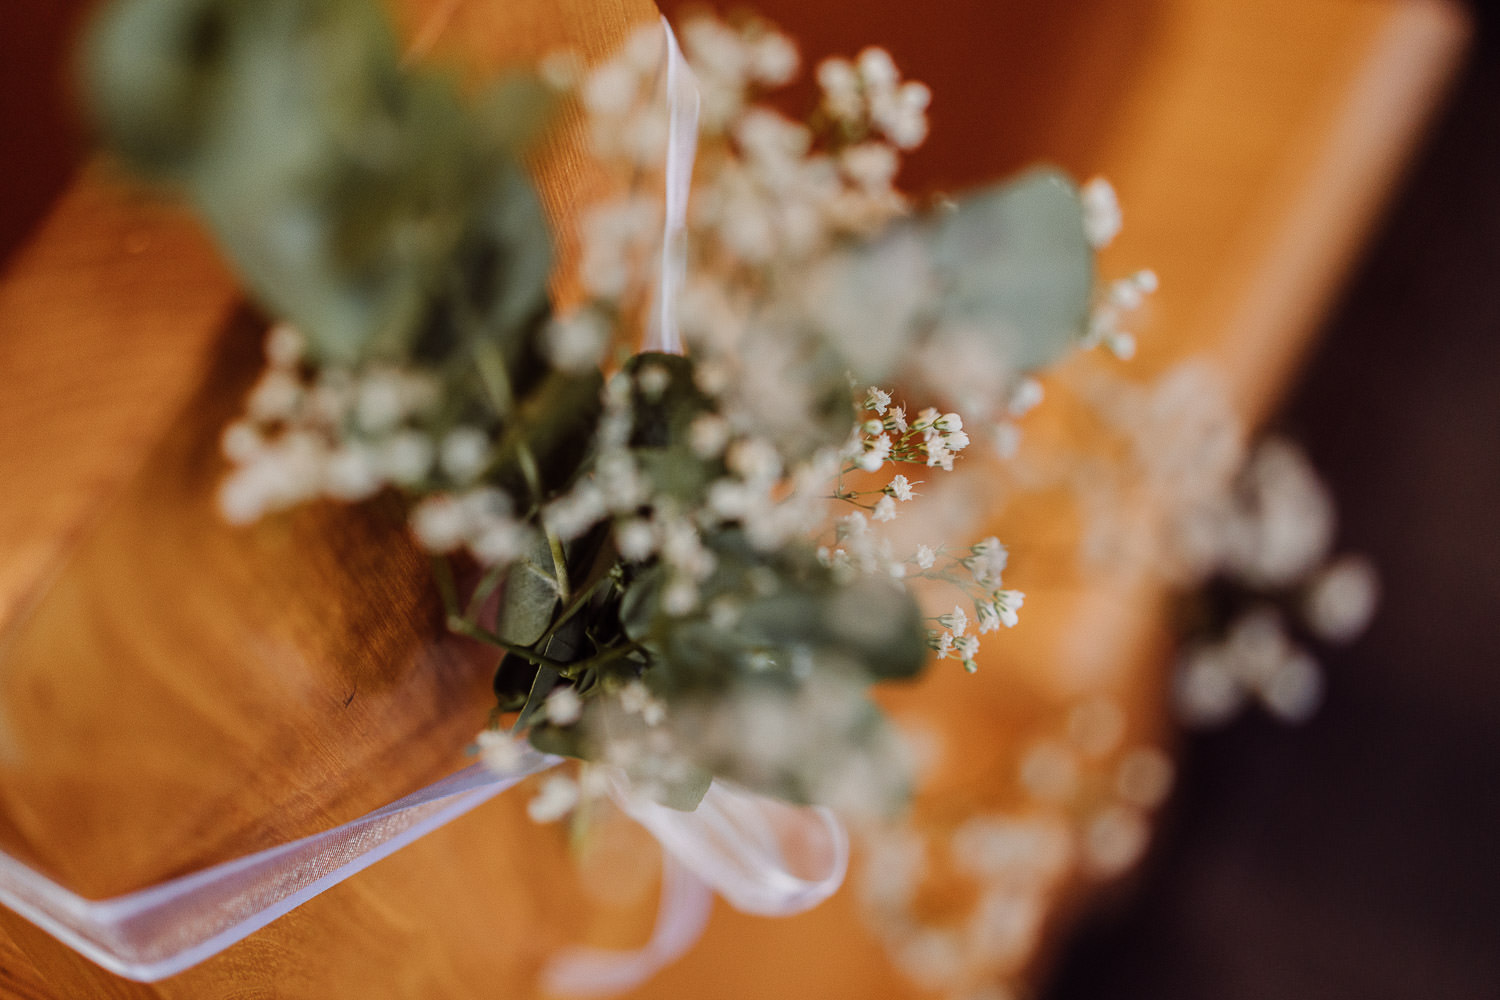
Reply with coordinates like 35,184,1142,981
0,0,1464,998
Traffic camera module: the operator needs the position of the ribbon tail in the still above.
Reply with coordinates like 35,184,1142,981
541,848,714,997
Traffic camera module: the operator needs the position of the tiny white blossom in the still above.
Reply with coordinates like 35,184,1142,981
937,605,968,635
859,434,892,472
221,421,263,462
410,495,468,553
727,437,781,483
689,414,731,458
662,577,699,615
615,517,656,560
1108,330,1137,361
476,729,526,774
471,520,529,565
545,687,583,726
886,474,915,501
378,430,435,486
837,511,869,539
247,370,302,422
915,545,937,570
354,372,406,433
264,323,305,369
324,445,381,501
872,495,898,522
996,589,1024,628
439,426,490,483
1008,378,1045,417
544,312,608,372
1081,176,1123,249
636,363,671,400
528,775,580,823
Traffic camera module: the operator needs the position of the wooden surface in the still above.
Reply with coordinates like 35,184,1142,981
0,0,1465,997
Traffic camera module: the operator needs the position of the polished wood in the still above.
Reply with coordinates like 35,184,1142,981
0,0,1465,997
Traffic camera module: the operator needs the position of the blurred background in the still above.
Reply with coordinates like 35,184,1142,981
1046,4,1500,997
2,2,1497,998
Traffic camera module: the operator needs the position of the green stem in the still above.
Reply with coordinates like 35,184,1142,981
535,571,616,647
447,616,569,672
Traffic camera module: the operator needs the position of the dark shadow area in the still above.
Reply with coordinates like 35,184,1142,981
1046,5,1500,998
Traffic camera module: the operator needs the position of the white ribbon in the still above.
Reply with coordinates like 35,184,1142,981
0,746,847,988
0,19,849,991
644,15,699,356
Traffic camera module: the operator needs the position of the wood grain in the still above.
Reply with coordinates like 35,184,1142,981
0,0,1465,997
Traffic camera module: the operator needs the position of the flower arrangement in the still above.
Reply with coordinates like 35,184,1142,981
83,0,1153,821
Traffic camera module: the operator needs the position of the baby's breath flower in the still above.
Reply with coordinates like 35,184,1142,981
1008,378,1045,417
689,414,731,458
545,687,583,726
378,430,435,486
615,517,656,560
886,474,915,501
324,444,381,501
410,495,467,553
915,545,937,570
995,589,1024,628
635,362,672,400
476,728,526,774
528,774,580,823
1081,176,1122,249
471,519,530,566
872,495,898,522
544,312,608,372
439,426,490,483
265,323,305,369
662,577,699,616
221,421,263,463
247,370,302,422
937,605,969,636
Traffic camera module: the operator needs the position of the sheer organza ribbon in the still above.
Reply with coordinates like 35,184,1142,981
0,18,849,991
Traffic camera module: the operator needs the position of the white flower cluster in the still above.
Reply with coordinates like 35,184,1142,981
218,324,549,572
816,47,933,150
1069,365,1378,727
856,712,1175,997
1168,438,1379,728
818,389,1026,674
220,324,460,522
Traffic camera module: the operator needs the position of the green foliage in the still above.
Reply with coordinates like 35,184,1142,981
85,0,557,366
812,167,1094,380
492,535,562,647
929,168,1096,370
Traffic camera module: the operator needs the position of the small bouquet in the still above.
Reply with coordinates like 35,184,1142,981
85,0,1150,820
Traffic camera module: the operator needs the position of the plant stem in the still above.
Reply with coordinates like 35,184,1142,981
447,616,568,672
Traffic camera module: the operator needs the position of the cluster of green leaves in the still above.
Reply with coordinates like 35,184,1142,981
811,168,1096,382
87,0,555,369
